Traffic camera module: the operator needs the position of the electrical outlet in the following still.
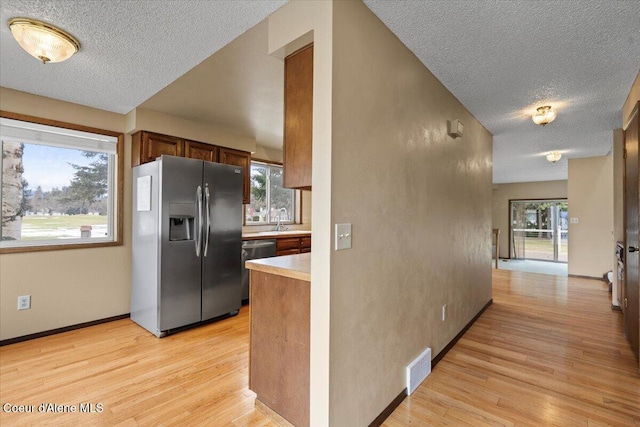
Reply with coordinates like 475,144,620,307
18,295,31,310
442,304,447,321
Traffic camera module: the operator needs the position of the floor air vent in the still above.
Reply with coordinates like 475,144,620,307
406,347,431,395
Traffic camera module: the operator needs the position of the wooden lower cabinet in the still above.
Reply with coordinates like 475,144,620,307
300,236,311,253
249,270,310,427
276,236,311,256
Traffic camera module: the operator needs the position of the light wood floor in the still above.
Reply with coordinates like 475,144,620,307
0,307,277,427
384,269,640,427
1,270,638,426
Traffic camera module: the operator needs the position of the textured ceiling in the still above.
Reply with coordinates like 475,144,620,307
363,0,640,183
1,1,639,183
0,0,285,114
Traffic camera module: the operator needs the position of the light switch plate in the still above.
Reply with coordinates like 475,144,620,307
335,223,352,250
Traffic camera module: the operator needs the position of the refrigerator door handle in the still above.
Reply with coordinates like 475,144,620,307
195,185,203,257
204,184,211,257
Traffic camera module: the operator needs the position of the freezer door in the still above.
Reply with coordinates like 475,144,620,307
131,161,160,335
159,155,204,331
202,161,243,320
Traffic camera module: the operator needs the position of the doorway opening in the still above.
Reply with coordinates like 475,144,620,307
510,199,568,262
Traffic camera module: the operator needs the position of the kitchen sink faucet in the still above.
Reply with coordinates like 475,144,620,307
275,208,288,231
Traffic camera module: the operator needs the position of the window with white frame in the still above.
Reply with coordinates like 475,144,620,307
246,161,295,225
0,115,122,251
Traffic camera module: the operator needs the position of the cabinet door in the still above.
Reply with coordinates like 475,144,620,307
132,131,184,166
219,147,251,204
185,140,218,163
300,236,311,253
276,237,301,256
284,44,313,190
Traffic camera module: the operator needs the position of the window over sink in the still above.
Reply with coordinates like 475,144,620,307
246,161,298,225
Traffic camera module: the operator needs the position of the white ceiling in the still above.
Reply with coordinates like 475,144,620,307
1,0,639,184
138,20,285,149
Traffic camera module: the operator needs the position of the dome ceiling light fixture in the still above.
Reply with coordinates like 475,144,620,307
532,105,557,126
8,18,80,64
546,151,562,163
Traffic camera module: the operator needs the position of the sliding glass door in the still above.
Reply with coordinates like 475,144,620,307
510,200,568,262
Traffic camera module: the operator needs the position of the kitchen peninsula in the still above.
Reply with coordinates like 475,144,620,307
245,253,310,427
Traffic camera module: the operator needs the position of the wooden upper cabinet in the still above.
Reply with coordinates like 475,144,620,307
219,147,251,204
132,131,183,167
184,140,218,163
132,130,251,204
284,44,313,190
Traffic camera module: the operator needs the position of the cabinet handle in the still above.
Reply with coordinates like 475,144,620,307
195,186,202,257
629,246,639,253
203,185,210,257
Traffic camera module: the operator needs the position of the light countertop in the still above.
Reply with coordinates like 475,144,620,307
245,253,310,282
242,230,311,240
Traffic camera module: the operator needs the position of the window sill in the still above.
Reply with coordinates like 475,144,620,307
0,239,122,254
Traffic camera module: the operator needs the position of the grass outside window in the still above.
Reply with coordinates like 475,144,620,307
0,111,123,253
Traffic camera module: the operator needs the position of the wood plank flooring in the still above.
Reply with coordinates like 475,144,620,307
384,270,640,427
0,307,277,427
1,270,638,426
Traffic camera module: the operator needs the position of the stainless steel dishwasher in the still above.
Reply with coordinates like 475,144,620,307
241,239,277,303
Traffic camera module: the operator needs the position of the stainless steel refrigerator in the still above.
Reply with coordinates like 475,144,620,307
131,155,243,337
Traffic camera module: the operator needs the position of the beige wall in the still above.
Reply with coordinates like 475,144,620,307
492,180,568,259
268,2,334,424
0,88,131,340
252,144,283,163
329,1,493,424
126,108,256,153
613,129,624,306
568,156,614,278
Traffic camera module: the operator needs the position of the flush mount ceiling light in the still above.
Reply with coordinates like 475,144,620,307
8,18,80,64
532,105,557,126
546,151,562,163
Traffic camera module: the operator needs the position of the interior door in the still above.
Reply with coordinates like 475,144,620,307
624,102,639,363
